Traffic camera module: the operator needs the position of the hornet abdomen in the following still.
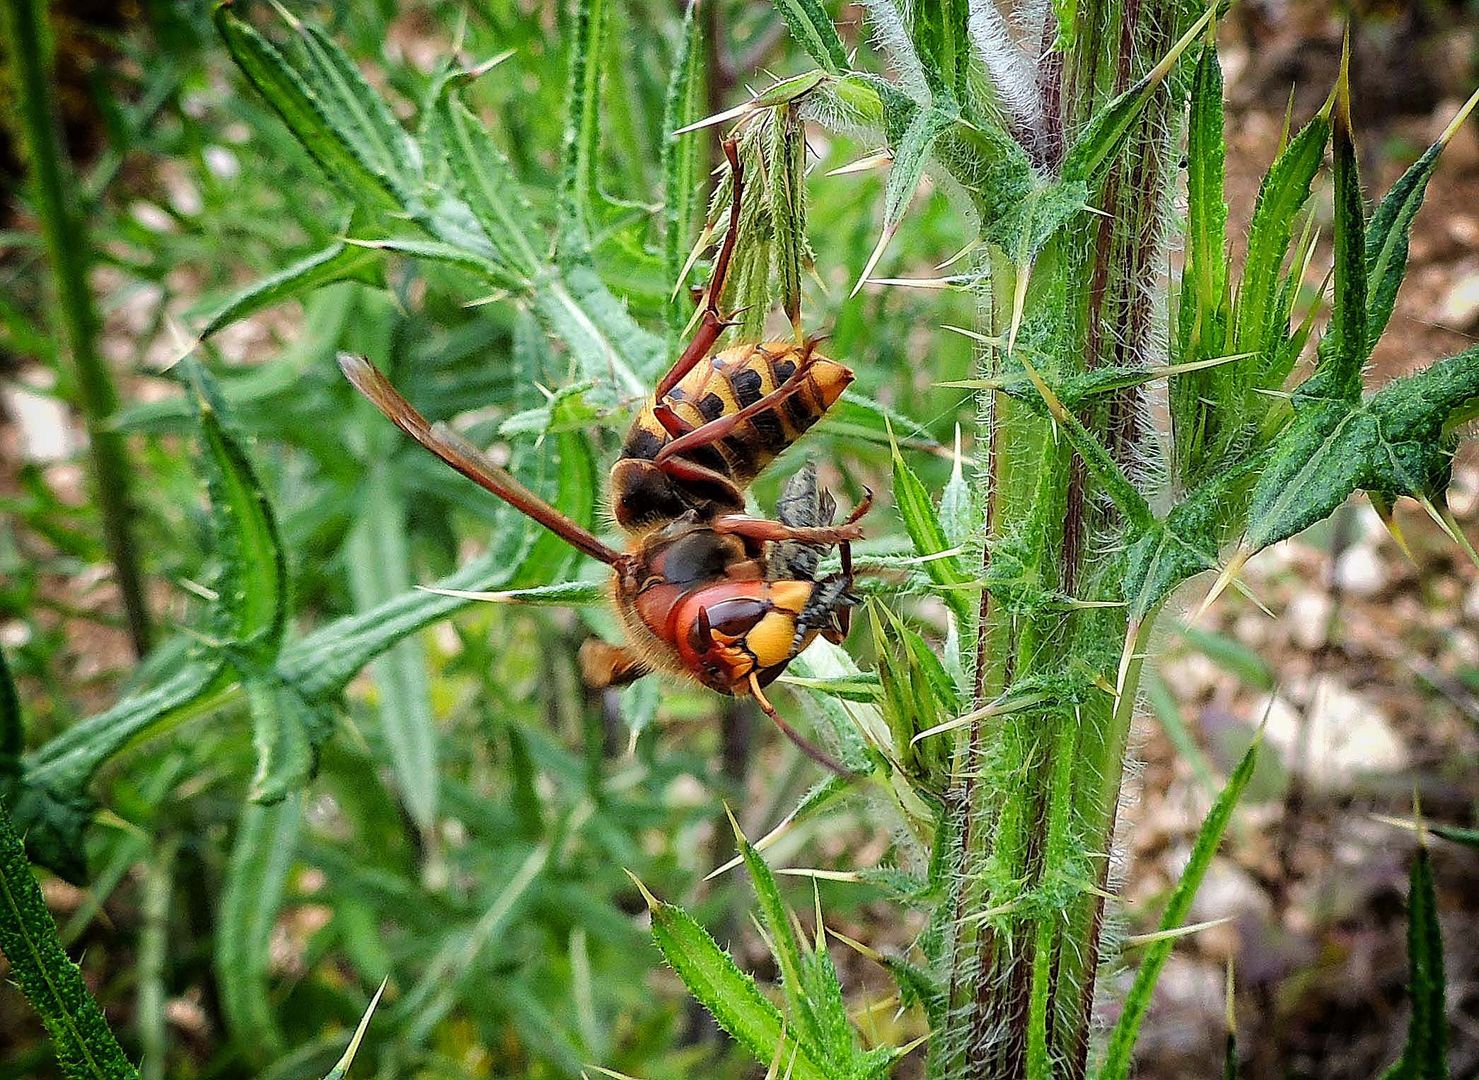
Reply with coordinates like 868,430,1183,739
610,340,853,531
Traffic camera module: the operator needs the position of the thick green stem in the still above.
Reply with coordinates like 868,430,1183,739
936,1,1193,1075
2,0,152,656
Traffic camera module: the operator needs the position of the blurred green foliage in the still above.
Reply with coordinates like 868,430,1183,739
0,2,970,1077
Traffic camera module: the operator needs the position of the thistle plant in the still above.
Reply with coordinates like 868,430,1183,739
1,2,1475,1079
744,4,1478,1078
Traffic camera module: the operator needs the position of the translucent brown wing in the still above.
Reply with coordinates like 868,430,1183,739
339,354,623,567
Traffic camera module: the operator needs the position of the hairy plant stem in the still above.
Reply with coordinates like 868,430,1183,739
2,0,152,656
937,1,1193,1075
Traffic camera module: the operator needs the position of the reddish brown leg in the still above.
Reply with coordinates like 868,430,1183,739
656,454,747,507
748,673,854,777
652,401,695,438
840,487,875,528
655,139,746,400
712,515,863,546
654,354,819,466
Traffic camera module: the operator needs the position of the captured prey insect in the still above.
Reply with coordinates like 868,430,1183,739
340,140,869,773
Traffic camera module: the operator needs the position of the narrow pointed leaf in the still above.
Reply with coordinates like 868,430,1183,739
662,1,706,332
890,441,974,628
345,466,437,830
321,980,386,1080
734,825,822,1048
186,360,287,655
1364,87,1479,353
644,892,831,1080
884,103,956,231
1060,6,1213,182
197,238,382,340
1313,71,1367,399
215,8,402,212
1101,733,1261,1079
773,0,848,73
346,237,527,291
1232,114,1328,374
216,794,302,1058
0,795,140,1080
1379,843,1447,1080
1184,42,1228,339
289,18,420,195
436,96,543,279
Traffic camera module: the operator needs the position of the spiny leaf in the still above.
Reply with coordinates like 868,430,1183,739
185,359,287,657
245,673,330,805
1245,345,1479,554
1118,447,1265,627
345,237,527,292
1380,838,1449,1080
283,14,421,202
797,907,856,1062
1100,731,1261,1079
871,603,954,778
982,179,1089,270
197,236,382,340
640,883,832,1080
937,427,976,548
884,102,957,232
19,657,231,882
662,0,706,334
773,0,849,74
435,94,543,280
731,816,823,1050
0,793,141,1080
1060,5,1214,183
215,7,402,212
530,258,660,398
822,73,1032,229
1012,357,1155,531
1364,86,1479,354
223,3,662,400
1170,38,1232,483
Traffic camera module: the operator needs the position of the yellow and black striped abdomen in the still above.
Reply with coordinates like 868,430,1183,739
610,341,852,531
626,342,850,477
